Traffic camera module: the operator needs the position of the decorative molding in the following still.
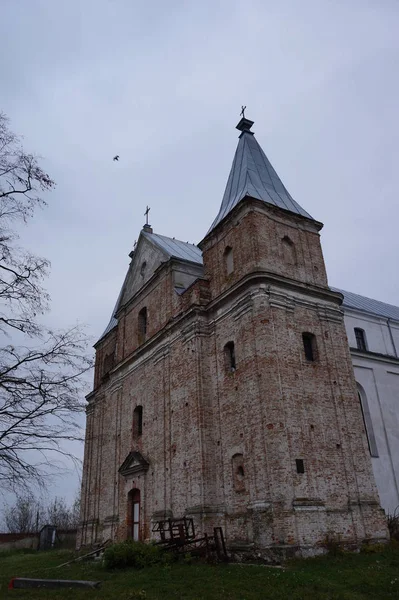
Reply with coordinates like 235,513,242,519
185,504,226,515
104,515,119,524
317,304,343,324
181,318,212,343
152,345,170,365
247,500,272,511
293,498,325,511
118,451,149,478
232,294,254,321
351,348,399,366
151,509,173,519
268,290,295,313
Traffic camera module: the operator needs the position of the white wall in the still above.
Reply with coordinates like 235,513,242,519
343,309,399,514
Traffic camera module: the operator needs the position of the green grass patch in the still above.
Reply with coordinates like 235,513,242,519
0,544,399,599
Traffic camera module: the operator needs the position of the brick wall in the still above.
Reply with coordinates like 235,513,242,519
79,197,388,557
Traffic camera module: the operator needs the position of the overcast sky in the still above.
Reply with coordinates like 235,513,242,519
1,0,398,505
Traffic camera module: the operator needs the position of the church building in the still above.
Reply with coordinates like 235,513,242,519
78,116,389,557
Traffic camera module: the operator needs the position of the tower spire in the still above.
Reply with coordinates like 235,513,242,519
206,116,314,235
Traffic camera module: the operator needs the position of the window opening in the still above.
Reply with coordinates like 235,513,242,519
224,246,234,275
133,406,143,438
296,459,305,474
138,307,147,344
302,332,316,362
224,341,236,372
354,328,367,352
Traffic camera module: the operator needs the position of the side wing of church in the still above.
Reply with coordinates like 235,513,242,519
78,116,389,558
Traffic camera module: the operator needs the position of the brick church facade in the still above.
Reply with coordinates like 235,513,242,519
78,116,388,557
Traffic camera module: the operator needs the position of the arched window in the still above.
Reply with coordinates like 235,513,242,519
282,235,297,266
224,341,236,372
354,328,367,352
224,246,234,276
232,453,245,492
357,383,378,457
138,307,147,345
302,332,317,362
133,406,143,438
140,261,147,278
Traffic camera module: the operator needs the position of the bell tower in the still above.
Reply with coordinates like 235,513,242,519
197,115,388,557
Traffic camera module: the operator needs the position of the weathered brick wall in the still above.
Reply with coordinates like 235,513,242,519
200,200,328,301
79,198,388,555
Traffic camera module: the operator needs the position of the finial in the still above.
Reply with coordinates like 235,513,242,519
240,105,246,118
144,205,151,226
236,114,254,136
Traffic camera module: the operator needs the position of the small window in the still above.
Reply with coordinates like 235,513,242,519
296,459,305,474
224,246,234,275
140,261,147,278
354,328,367,352
302,332,317,362
224,341,236,372
133,406,143,438
138,307,147,345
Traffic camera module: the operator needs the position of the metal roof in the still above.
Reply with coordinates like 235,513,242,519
142,231,203,264
334,288,399,322
207,119,314,234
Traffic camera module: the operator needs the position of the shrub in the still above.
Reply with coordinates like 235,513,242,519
103,540,165,569
321,532,344,557
387,507,399,541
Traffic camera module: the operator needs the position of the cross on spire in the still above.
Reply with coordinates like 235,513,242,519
144,205,150,225
240,105,247,118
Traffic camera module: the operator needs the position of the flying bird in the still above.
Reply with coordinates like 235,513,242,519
113,155,120,161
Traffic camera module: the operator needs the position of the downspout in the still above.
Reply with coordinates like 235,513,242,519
387,318,398,358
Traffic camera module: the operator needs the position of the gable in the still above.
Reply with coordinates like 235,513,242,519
120,235,169,308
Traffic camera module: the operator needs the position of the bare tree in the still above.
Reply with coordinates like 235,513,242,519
46,496,71,529
3,493,44,533
3,492,81,532
0,112,92,491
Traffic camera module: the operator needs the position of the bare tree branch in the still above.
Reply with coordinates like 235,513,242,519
0,112,92,492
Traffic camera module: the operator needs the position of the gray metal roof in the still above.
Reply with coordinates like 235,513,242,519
142,231,203,264
207,121,314,234
334,288,399,322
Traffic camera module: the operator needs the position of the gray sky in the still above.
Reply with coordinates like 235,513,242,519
1,0,398,504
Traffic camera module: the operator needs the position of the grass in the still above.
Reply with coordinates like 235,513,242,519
1,544,399,599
